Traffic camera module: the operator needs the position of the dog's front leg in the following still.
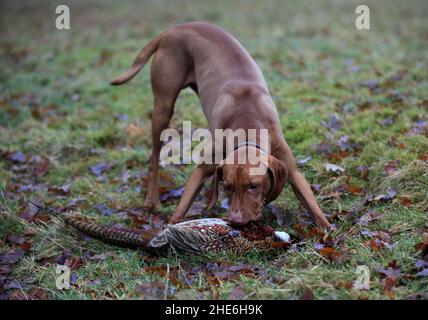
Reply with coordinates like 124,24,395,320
288,170,331,229
274,139,331,229
169,164,216,224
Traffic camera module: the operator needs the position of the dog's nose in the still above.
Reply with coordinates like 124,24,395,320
229,211,247,226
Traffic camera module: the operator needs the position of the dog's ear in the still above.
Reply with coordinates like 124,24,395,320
265,156,288,203
206,162,224,210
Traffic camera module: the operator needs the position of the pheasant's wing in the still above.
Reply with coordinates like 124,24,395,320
165,225,217,253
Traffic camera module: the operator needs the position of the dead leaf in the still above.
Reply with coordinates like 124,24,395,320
319,247,342,262
93,204,114,217
324,163,345,173
300,288,314,300
0,248,24,264
228,285,246,299
296,156,312,166
384,160,400,175
321,114,341,131
20,201,40,221
8,151,26,164
159,187,185,202
416,269,428,277
89,162,112,176
399,196,413,206
48,183,71,196
126,124,144,138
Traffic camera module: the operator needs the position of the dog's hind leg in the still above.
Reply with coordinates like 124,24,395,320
144,46,190,211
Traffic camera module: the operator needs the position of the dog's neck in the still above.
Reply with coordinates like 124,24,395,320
234,141,268,154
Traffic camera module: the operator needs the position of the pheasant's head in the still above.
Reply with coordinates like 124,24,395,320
207,146,287,226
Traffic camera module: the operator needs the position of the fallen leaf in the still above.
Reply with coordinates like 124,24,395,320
399,196,413,206
53,249,71,265
0,248,24,264
89,162,112,176
48,183,71,196
384,160,400,175
416,269,428,277
356,210,384,225
228,285,246,299
370,188,397,202
159,187,185,202
19,201,40,222
408,117,428,136
296,156,312,166
20,242,32,252
378,117,395,127
313,141,335,156
89,252,115,261
93,204,114,217
356,165,369,180
8,151,26,164
343,180,364,195
415,260,428,269
300,288,314,300
324,163,345,173
68,257,85,271
321,114,341,131
319,247,342,262
126,124,144,138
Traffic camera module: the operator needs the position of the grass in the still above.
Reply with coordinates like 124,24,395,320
1,0,427,300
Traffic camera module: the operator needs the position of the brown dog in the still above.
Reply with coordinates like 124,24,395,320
111,22,331,228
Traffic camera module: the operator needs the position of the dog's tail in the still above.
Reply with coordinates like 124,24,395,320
110,32,164,86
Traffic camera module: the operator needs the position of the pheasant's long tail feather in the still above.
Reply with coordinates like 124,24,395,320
29,201,156,251
63,216,148,249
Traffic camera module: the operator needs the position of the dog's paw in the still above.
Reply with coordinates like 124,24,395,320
168,216,181,225
144,197,162,211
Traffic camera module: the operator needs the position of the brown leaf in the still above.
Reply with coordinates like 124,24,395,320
343,181,364,195
418,154,428,161
327,150,350,161
415,233,428,256
357,165,369,180
300,288,314,300
384,160,400,175
48,183,71,196
205,274,220,287
20,201,40,221
126,124,144,138
29,288,48,300
399,196,413,206
68,257,85,271
20,242,32,252
228,285,246,300
319,247,342,261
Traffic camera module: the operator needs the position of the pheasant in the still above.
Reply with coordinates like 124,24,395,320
32,202,291,255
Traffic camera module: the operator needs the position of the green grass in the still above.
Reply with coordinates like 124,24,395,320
1,0,427,300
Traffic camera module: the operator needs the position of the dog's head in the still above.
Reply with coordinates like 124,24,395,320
206,147,287,225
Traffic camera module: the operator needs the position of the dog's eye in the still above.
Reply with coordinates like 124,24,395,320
223,184,232,192
248,184,259,192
